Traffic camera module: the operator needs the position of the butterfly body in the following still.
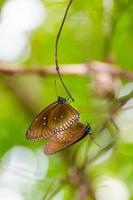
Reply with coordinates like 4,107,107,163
26,96,79,141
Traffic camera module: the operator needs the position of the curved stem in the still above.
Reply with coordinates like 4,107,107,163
55,0,74,101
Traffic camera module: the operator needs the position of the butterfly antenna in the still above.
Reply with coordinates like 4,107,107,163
55,0,74,102
90,135,101,147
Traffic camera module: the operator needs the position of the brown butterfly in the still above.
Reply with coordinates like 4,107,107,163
44,121,93,155
26,96,79,141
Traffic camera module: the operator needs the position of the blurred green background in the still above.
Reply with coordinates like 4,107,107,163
0,0,133,200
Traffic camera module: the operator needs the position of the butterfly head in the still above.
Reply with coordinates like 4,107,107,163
85,122,93,136
85,122,101,147
57,96,66,104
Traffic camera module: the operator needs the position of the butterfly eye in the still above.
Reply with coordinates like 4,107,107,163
85,124,93,135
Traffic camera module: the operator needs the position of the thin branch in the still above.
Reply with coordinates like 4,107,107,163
94,90,133,135
67,91,133,199
87,136,118,164
55,0,74,101
95,91,133,139
0,61,133,80
80,90,133,171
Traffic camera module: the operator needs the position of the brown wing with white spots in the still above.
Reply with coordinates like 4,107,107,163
26,101,58,140
48,103,80,134
44,122,86,155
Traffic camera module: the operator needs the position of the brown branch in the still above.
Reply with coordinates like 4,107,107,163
0,61,132,80
69,166,96,200
87,61,133,80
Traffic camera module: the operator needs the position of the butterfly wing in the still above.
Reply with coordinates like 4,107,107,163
26,100,79,141
48,103,80,133
26,101,58,140
44,122,86,155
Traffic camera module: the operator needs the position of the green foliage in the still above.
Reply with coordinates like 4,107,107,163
0,0,133,199
0,0,6,10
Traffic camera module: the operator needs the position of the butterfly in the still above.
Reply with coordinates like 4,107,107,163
26,96,79,141
44,121,93,155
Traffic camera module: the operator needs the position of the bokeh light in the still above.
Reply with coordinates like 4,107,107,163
0,0,46,61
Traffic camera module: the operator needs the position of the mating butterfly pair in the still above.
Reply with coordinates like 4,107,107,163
26,96,93,155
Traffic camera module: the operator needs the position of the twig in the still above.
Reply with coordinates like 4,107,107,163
87,136,118,164
55,0,74,101
94,90,133,134
80,90,133,171
68,165,96,200
0,61,132,80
